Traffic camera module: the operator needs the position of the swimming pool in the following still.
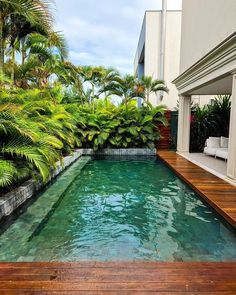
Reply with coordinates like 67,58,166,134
0,156,235,262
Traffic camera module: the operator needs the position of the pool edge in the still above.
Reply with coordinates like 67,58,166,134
157,150,236,229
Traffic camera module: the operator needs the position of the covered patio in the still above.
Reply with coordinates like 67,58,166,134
173,33,236,184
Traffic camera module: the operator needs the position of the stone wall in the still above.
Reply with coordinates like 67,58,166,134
0,150,82,220
79,148,156,156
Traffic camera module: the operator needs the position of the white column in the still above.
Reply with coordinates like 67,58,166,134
227,73,236,180
177,95,191,153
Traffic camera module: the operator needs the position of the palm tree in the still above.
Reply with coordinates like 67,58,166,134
11,31,68,88
135,76,168,107
79,66,105,111
7,14,51,83
27,31,68,61
0,0,52,81
56,60,82,89
101,74,137,109
98,68,120,97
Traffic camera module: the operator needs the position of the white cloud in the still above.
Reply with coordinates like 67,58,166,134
54,0,182,74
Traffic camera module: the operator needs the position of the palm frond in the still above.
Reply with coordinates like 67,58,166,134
0,159,17,188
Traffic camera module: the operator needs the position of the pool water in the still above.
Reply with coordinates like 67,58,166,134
0,157,236,262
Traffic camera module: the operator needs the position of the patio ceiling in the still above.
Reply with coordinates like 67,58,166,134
188,74,233,95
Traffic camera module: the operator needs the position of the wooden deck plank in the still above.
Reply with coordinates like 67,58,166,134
157,150,236,228
0,262,235,294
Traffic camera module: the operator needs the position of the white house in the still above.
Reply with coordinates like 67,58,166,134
173,0,236,182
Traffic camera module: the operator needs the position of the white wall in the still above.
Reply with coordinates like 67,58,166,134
161,11,182,110
180,0,236,73
134,10,182,110
191,95,214,107
144,12,161,82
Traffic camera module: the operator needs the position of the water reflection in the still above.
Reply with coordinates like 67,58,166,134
0,159,235,261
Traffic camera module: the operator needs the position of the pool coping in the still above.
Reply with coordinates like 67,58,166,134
157,150,236,229
78,148,156,156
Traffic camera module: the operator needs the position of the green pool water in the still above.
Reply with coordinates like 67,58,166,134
0,156,236,262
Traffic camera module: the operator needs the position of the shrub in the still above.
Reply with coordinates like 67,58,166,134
0,89,168,190
76,101,168,150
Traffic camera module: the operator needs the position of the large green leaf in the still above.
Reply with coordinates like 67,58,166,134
0,160,17,188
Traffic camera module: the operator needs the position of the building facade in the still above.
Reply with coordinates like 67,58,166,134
173,0,236,182
134,10,182,110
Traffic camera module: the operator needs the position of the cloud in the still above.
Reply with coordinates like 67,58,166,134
54,0,182,74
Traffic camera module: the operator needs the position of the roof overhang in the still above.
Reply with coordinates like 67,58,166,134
173,32,236,95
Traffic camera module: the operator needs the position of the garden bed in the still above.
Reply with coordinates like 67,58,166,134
0,151,82,220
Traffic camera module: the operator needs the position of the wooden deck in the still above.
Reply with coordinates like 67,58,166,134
0,262,236,294
157,150,236,228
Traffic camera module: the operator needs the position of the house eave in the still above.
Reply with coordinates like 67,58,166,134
173,32,236,93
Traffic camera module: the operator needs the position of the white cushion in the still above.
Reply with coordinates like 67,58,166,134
220,137,229,148
204,146,218,156
207,137,220,148
215,148,228,160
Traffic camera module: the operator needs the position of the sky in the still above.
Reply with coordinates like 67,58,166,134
54,0,182,74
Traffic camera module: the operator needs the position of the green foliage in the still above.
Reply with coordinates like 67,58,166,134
0,88,168,190
210,95,231,137
135,76,169,106
0,1,169,192
0,87,80,189
76,101,167,150
190,95,231,152
0,159,17,188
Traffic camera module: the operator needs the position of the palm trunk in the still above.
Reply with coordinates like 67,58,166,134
125,95,128,111
11,46,15,84
21,39,26,66
105,96,108,107
147,90,150,103
104,82,107,97
0,14,5,81
92,84,95,113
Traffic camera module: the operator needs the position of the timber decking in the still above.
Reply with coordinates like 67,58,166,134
157,150,236,228
0,262,236,294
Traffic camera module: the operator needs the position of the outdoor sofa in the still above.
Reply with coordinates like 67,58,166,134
204,137,228,160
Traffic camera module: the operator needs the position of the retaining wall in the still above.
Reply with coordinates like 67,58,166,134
0,150,82,220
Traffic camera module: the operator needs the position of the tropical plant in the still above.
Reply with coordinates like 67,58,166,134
211,95,231,137
76,100,168,150
190,105,217,152
0,86,81,190
97,67,120,96
100,74,137,109
190,95,231,152
135,76,169,107
0,0,52,80
0,1,169,192
0,104,61,189
79,66,105,109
